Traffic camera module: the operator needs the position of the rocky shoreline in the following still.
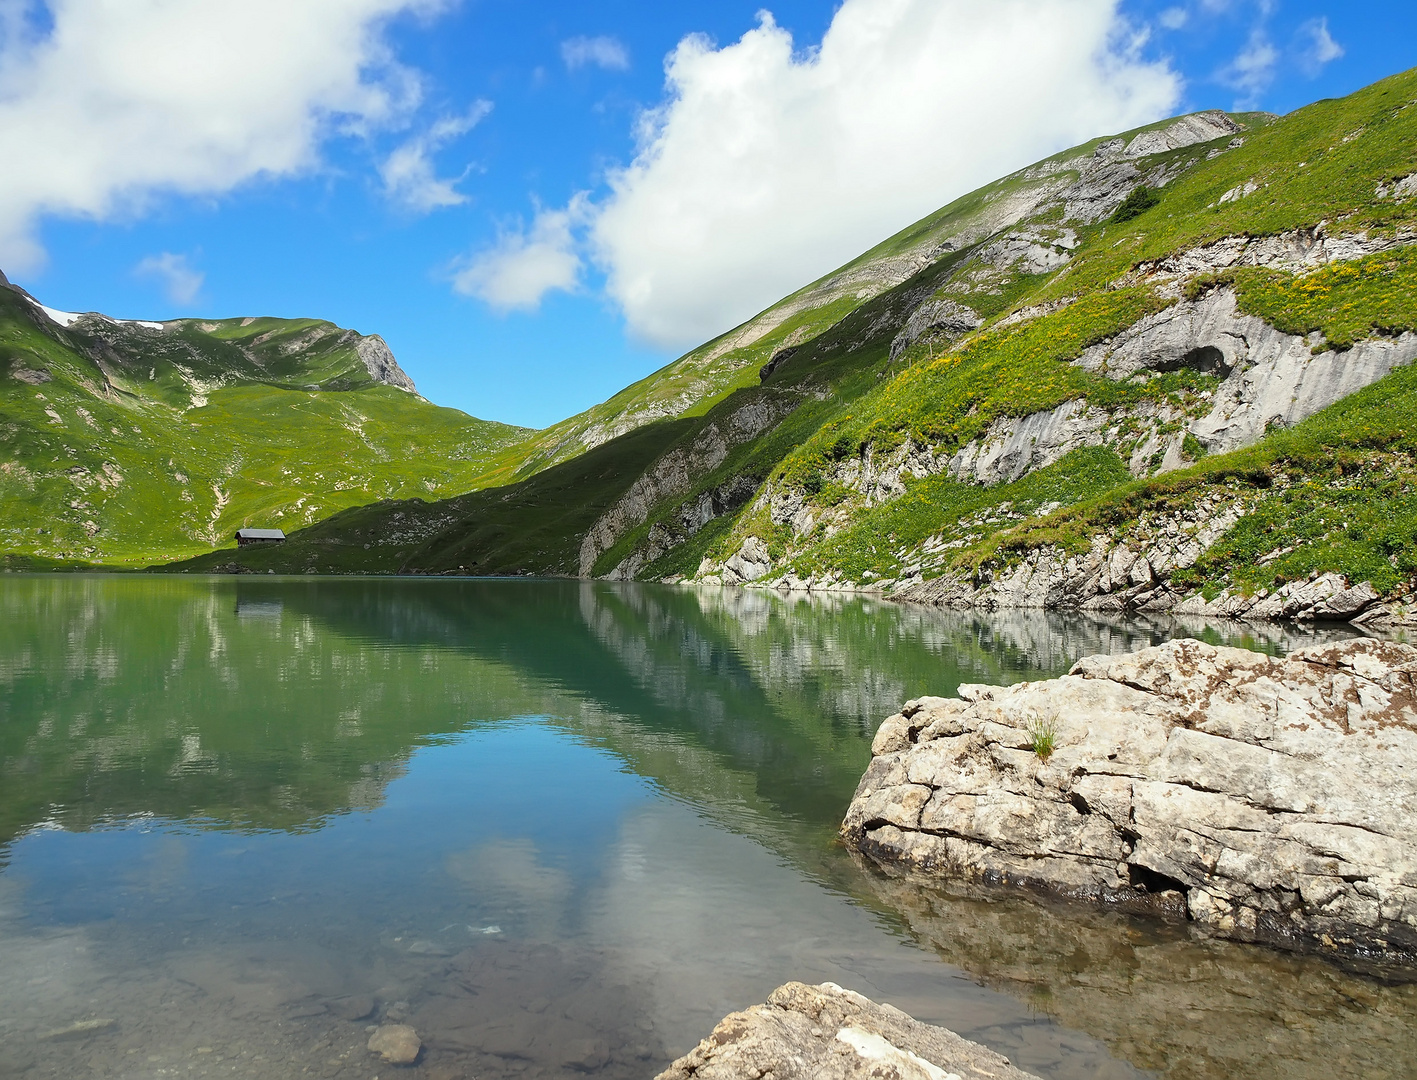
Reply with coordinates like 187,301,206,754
841,637,1417,969
688,562,1417,632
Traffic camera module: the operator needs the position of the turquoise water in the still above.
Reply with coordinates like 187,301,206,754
0,576,1410,1080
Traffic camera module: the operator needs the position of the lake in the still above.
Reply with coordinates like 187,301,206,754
0,576,1412,1080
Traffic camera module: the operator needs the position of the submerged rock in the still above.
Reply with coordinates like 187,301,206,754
328,994,375,1021
368,1023,421,1065
856,867,1417,1080
654,981,1040,1080
39,1017,116,1041
842,637,1417,967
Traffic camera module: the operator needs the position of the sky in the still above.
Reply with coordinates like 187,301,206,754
1,0,1414,429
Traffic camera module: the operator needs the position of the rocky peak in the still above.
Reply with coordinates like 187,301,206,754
355,334,417,394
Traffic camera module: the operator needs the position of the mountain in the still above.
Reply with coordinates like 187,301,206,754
0,276,532,566
12,67,1417,628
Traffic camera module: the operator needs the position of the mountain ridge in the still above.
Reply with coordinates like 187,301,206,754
7,66,1417,631
0,278,534,566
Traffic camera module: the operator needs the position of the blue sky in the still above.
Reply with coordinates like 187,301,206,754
2,0,1414,429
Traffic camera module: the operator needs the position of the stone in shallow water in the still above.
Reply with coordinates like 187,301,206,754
328,994,375,1021
368,1023,422,1065
655,981,1040,1080
39,1017,116,1041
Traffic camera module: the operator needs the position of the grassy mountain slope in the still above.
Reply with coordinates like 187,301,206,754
498,110,1271,479
711,69,1417,600
168,417,697,575
148,66,1417,612
0,282,532,566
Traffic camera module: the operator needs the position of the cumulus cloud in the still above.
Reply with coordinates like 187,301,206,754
380,100,493,213
0,0,441,271
134,251,203,306
1158,7,1189,30
1296,17,1343,77
451,195,591,311
573,0,1181,350
561,35,630,72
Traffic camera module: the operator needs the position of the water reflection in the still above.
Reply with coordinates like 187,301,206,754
0,575,1401,1080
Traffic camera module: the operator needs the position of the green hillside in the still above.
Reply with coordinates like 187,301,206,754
168,416,697,575
0,279,532,566
11,66,1417,622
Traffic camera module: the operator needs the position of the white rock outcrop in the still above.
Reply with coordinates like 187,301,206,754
1075,285,1417,453
842,638,1417,965
354,334,418,394
1122,110,1241,157
655,981,1040,1080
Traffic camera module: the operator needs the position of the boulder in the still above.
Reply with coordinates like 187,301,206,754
724,535,774,584
842,637,1417,966
367,1023,421,1065
654,981,1040,1080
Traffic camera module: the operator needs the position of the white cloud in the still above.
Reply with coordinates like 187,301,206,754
1158,7,1189,30
134,251,203,306
1217,25,1278,108
576,0,1181,350
451,195,590,311
0,0,443,272
1297,17,1343,77
561,34,630,72
380,100,493,213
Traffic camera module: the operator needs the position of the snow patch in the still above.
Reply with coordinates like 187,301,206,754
39,305,81,327
32,298,166,331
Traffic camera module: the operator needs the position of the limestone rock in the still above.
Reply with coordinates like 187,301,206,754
1123,110,1240,157
843,637,1417,966
579,392,799,577
890,495,1400,627
1074,284,1417,455
368,1023,422,1065
355,334,418,394
723,535,773,584
654,981,1039,1080
889,298,982,361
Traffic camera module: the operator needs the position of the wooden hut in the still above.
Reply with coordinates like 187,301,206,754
235,528,286,546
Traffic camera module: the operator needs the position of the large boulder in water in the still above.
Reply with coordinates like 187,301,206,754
842,637,1417,967
654,981,1040,1080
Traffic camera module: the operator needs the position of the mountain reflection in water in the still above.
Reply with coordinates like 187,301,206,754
0,575,1408,1080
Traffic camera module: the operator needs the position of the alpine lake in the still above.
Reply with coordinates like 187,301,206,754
1,575,1414,1080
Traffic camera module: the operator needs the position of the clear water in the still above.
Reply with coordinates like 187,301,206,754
0,576,1412,1080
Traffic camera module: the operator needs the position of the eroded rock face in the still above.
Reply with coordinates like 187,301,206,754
355,334,418,394
842,638,1417,966
889,298,983,361
580,391,800,577
1074,285,1417,454
1121,110,1240,157
654,981,1040,1080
